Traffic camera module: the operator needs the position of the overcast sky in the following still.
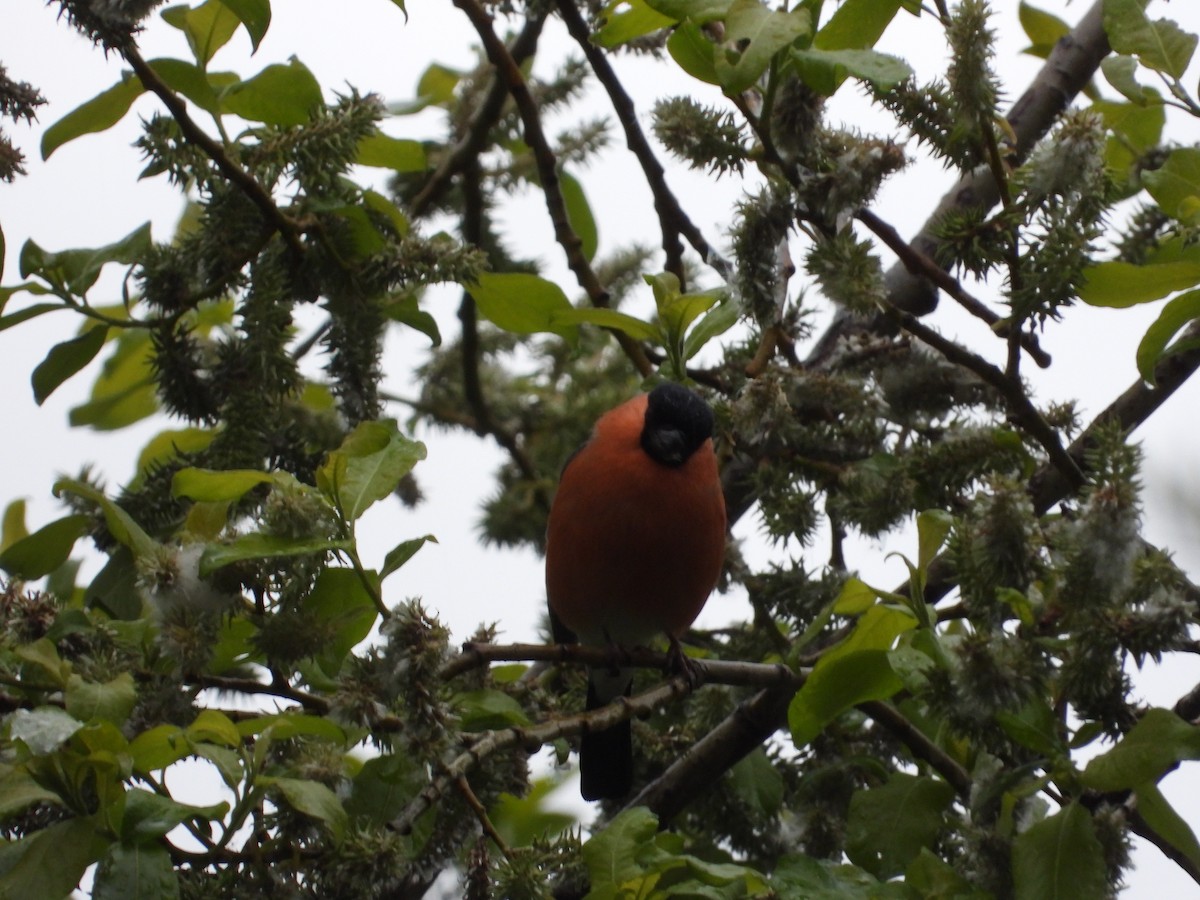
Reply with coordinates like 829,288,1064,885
3,1,1200,895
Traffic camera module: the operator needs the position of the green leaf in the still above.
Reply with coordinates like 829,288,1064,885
263,776,347,843
728,749,784,818
8,707,84,755
84,548,142,620
0,817,107,900
216,0,271,51
172,467,274,502
0,302,63,334
833,576,879,615
916,508,952,571
31,326,109,405
93,842,180,900
0,514,89,580
129,725,190,774
66,672,137,725
384,293,441,346
1080,708,1200,791
221,59,323,126
0,768,61,819
302,568,378,675
119,788,227,844
1018,2,1070,57
1,499,28,554
1136,288,1200,385
453,689,532,730
813,0,902,51
717,0,811,94
1102,0,1197,79
790,47,912,95
356,133,427,171
53,478,159,559
645,0,731,23
683,296,739,360
1078,260,1200,307
41,75,145,160
316,419,427,521
345,754,427,825
551,307,659,342
15,638,72,688
162,0,241,65
20,223,152,296
1143,147,1200,224
466,272,578,341
558,169,599,262
906,848,988,899
594,0,677,49
582,806,661,891
380,534,437,580
1100,56,1160,106
789,649,905,747
198,532,351,577
846,773,955,877
1011,802,1107,900
1134,781,1200,873
771,854,907,897
148,57,225,115
392,62,461,114
69,332,159,431
186,709,242,748
668,21,720,85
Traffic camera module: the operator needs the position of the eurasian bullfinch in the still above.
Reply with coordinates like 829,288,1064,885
545,382,726,800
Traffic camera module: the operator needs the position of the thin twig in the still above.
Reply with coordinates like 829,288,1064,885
454,775,513,858
408,12,548,219
454,0,653,376
389,674,697,834
554,0,733,284
122,48,304,257
884,306,1086,490
856,208,1051,368
441,640,799,687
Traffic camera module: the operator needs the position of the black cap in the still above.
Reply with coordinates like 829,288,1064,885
640,383,715,467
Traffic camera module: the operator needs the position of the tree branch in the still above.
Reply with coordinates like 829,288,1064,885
408,11,547,219
554,0,733,286
122,47,305,258
453,0,654,376
882,0,1112,315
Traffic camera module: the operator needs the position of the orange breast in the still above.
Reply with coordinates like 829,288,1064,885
545,395,727,647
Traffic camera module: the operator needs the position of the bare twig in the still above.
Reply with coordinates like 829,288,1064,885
390,674,697,834
408,12,548,219
855,208,1051,368
554,0,733,285
453,0,653,376
884,305,1086,491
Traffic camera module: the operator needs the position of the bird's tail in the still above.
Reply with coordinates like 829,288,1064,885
580,675,633,801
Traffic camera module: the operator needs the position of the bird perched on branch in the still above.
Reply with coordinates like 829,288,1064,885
545,382,727,800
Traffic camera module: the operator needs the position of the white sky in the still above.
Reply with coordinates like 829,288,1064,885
3,0,1200,895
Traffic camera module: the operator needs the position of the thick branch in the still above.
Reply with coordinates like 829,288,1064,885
883,0,1112,315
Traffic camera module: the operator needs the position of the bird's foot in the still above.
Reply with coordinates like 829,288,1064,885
665,635,703,690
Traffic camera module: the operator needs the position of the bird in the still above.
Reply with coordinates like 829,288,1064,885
545,382,726,801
